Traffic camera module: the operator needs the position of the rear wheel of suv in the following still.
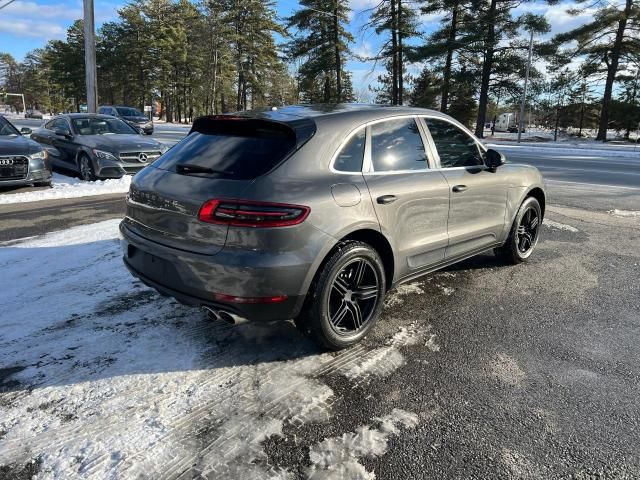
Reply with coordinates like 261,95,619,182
495,196,542,264
297,241,387,350
79,154,97,182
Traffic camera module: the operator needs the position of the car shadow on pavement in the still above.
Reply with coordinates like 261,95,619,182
442,252,507,272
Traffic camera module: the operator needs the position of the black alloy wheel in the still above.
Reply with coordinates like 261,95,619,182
296,241,387,350
328,258,380,335
517,206,540,255
495,196,542,264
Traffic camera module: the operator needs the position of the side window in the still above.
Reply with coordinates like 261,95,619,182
53,119,68,130
44,120,56,130
370,118,427,172
334,128,365,172
424,118,484,168
98,107,107,115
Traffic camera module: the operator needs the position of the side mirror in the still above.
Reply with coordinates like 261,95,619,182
54,127,72,139
485,148,505,170
20,127,32,135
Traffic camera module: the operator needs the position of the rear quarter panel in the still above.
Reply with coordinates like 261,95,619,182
242,119,383,296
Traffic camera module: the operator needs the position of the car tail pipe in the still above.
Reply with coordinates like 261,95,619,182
201,305,248,325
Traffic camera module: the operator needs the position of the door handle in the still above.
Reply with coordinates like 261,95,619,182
452,185,468,193
376,195,397,205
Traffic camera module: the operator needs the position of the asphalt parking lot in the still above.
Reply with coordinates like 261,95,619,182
0,128,639,478
1,200,639,479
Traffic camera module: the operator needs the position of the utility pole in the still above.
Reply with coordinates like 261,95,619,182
517,29,534,143
83,0,98,113
2,93,26,116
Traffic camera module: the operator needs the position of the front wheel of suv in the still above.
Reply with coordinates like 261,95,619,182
495,196,542,264
297,241,387,350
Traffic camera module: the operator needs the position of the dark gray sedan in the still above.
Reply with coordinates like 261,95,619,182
0,116,52,188
121,105,545,349
30,114,167,181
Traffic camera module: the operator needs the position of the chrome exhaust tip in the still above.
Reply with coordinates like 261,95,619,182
201,306,248,325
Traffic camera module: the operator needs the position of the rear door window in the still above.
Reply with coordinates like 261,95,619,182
370,118,428,172
153,118,297,180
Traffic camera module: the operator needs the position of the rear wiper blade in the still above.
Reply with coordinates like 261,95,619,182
175,164,233,175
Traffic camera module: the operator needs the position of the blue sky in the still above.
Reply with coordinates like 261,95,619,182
1,0,592,94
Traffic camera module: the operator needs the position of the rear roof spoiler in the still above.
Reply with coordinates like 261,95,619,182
190,114,316,150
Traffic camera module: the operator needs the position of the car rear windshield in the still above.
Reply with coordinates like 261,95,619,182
152,117,297,180
116,107,144,117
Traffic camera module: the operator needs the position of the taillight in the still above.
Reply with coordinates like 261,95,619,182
198,199,310,227
212,293,288,304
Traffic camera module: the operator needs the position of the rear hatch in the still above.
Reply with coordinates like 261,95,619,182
123,116,307,255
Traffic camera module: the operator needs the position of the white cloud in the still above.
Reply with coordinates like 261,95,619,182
0,0,122,48
1,1,82,19
514,1,596,39
349,0,379,11
544,3,596,36
0,19,67,40
353,40,375,59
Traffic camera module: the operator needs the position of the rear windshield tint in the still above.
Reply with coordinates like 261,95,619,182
153,118,297,180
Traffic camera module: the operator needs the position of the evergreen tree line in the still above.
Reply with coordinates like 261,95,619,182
0,0,638,140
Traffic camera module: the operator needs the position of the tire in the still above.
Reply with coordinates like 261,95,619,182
34,181,52,188
296,241,387,350
495,196,542,264
79,154,97,182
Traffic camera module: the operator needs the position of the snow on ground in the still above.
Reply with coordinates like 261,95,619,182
0,173,131,205
486,142,640,158
543,219,580,232
0,221,432,479
608,209,640,218
306,409,419,480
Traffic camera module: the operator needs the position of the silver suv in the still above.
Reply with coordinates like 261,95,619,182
121,105,545,349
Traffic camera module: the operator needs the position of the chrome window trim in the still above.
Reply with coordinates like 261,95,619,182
419,115,488,170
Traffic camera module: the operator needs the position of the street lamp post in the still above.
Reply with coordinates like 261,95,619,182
83,0,98,113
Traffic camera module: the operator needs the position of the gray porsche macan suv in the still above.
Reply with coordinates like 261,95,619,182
121,105,545,349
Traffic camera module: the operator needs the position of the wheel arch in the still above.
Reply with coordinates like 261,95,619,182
75,147,93,171
339,229,395,289
526,186,545,218
303,227,395,296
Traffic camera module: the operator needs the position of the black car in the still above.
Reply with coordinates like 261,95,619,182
30,114,167,181
99,105,153,134
0,116,52,188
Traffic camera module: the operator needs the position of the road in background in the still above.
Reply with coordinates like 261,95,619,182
0,194,125,242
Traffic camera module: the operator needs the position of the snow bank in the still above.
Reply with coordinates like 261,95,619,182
543,219,579,232
487,142,640,159
608,209,640,218
0,173,130,205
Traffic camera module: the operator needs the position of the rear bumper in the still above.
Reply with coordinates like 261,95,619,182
123,257,302,321
120,222,316,321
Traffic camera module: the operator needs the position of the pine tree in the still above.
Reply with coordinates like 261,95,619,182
553,0,640,141
365,0,419,105
287,0,353,103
